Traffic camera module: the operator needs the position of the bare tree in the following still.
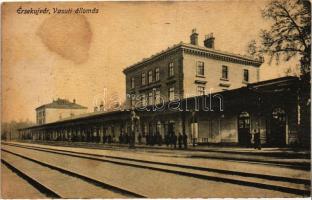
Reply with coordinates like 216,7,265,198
248,0,311,76
246,0,311,147
1,119,35,140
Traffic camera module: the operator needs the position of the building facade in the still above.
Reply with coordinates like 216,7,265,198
18,30,306,147
123,30,263,108
20,76,303,147
36,98,88,125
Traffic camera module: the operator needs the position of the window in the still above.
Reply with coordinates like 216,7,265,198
168,87,175,101
141,94,147,106
148,70,153,84
155,90,160,104
130,95,135,107
222,65,228,80
243,69,249,82
131,77,135,89
141,73,146,85
168,62,174,77
238,111,250,128
148,91,153,105
155,68,160,81
197,61,205,76
197,86,205,95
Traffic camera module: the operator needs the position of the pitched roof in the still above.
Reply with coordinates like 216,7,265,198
36,98,88,110
123,42,264,73
20,109,129,130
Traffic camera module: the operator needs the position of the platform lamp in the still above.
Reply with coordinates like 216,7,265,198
191,109,198,147
130,109,140,148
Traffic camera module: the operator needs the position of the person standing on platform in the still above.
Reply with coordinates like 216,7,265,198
178,133,182,149
138,133,142,144
253,129,261,150
151,133,156,146
107,135,112,144
169,133,173,149
103,134,107,144
146,134,149,145
165,134,169,147
125,133,129,144
182,132,188,149
119,133,123,144
159,133,163,146
172,132,177,149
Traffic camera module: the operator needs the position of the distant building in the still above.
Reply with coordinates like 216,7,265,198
123,29,263,108
35,98,87,125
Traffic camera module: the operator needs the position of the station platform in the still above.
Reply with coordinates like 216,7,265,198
7,140,310,170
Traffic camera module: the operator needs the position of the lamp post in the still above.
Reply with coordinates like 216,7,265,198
191,110,197,147
130,110,140,148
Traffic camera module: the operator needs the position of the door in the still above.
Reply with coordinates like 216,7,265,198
271,107,286,146
238,112,251,146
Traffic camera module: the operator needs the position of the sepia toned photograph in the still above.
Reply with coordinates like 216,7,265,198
1,0,311,198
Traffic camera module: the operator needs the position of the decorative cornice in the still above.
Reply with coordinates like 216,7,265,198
123,42,263,74
181,45,262,67
123,45,182,74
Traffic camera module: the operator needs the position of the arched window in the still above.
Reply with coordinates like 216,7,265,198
272,107,286,123
238,111,250,128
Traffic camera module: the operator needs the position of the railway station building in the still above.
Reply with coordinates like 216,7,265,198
36,98,88,125
18,30,309,147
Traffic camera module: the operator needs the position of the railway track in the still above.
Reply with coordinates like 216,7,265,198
1,147,146,198
18,140,310,170
1,142,310,197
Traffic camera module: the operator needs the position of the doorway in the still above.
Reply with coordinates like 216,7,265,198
238,111,251,146
270,107,286,146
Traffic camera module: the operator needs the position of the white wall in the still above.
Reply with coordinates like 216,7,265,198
45,108,87,123
183,53,260,97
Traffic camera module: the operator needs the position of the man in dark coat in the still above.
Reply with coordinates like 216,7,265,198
156,132,162,146
119,133,123,144
138,133,142,144
103,134,107,144
182,132,188,149
107,135,112,144
124,133,129,144
178,133,182,149
146,134,149,145
164,134,169,147
172,132,177,149
169,133,173,149
253,129,261,150
151,133,155,146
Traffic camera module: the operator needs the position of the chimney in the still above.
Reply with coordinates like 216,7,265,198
190,29,198,45
204,33,215,49
73,99,76,104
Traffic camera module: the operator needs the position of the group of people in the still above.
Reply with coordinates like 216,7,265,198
136,131,188,149
144,132,163,146
118,133,133,144
164,132,188,149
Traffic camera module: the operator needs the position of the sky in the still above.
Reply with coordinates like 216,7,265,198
2,1,299,123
